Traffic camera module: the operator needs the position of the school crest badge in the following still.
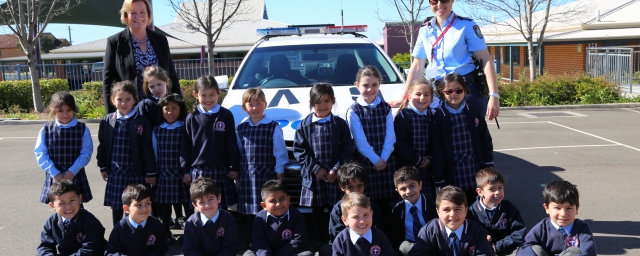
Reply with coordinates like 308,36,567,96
566,236,579,247
498,218,508,230
76,232,85,243
469,246,476,256
217,227,225,236
147,234,156,245
281,229,292,240
370,245,381,255
215,121,226,131
137,125,144,134
473,25,483,39
475,118,479,127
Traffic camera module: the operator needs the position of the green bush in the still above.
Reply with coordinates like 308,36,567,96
392,53,411,69
0,79,68,112
179,79,228,111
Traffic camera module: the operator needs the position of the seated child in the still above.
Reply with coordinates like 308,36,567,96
332,192,395,256
244,180,312,256
408,186,495,256
517,180,597,256
105,184,168,255
390,166,438,255
38,180,106,256
183,177,238,256
467,167,525,255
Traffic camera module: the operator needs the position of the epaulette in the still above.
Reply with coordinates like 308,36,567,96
457,15,473,21
421,16,434,27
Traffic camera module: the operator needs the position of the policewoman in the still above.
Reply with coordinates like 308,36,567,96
391,0,500,120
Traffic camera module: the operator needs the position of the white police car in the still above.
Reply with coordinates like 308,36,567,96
221,25,405,206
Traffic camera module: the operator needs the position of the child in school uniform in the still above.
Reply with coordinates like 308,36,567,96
517,181,596,256
183,177,239,256
408,186,495,256
152,93,193,242
35,92,93,205
389,166,438,255
346,65,397,223
38,180,105,256
294,83,354,246
467,168,525,255
244,180,313,256
236,87,288,242
394,78,443,200
182,75,240,209
331,192,395,256
138,66,171,126
97,81,157,226
105,184,168,255
432,73,494,204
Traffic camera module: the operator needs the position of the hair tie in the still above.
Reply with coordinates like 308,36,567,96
404,94,409,100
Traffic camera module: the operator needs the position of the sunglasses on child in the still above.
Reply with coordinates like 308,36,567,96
429,0,451,5
442,89,465,95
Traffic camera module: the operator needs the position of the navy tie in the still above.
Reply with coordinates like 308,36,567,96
355,237,371,256
410,205,422,241
269,214,288,230
448,232,459,256
559,227,568,237
136,224,144,233
204,219,216,238
62,219,70,230
485,209,495,219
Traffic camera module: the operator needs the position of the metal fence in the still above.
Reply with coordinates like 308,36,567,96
0,57,244,90
586,46,640,94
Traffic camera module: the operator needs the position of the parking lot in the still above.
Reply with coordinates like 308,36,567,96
1,107,640,255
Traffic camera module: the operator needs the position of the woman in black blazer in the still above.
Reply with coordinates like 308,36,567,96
102,0,182,113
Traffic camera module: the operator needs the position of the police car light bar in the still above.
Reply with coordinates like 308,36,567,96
257,25,367,36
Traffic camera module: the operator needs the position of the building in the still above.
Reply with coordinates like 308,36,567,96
0,33,70,60
382,21,422,58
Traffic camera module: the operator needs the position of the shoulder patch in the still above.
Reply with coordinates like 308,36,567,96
473,25,483,39
457,15,473,21
421,16,433,27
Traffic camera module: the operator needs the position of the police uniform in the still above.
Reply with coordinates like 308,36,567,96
413,11,489,115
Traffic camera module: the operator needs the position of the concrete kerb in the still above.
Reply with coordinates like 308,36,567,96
0,118,102,125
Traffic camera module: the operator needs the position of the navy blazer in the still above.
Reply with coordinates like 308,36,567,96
252,208,309,256
467,196,526,254
183,210,239,256
408,219,496,256
38,209,106,256
293,113,354,189
432,102,493,184
96,111,157,176
103,27,181,113
389,193,438,249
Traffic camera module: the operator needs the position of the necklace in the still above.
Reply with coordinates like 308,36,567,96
132,36,148,43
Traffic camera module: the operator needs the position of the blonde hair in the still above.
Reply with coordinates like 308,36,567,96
142,66,171,96
241,87,267,111
340,192,371,218
120,0,153,26
398,77,433,110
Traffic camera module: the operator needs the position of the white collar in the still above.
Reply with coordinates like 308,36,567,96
356,96,381,107
241,115,273,126
408,102,430,115
197,103,220,114
479,199,498,211
550,219,574,234
311,113,332,123
349,227,373,245
200,210,220,226
55,117,78,127
266,210,290,222
128,216,147,228
116,105,138,119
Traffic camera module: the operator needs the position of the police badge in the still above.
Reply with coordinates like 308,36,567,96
473,25,483,39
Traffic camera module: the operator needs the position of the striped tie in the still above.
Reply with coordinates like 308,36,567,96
410,206,422,241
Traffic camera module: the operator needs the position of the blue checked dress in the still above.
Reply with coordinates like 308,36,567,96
237,121,278,214
131,35,158,99
299,121,340,207
398,108,436,200
39,122,93,204
154,126,190,204
350,102,397,200
103,118,145,209
449,112,479,191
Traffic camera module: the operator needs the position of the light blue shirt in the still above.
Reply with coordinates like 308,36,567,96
412,11,486,80
408,102,430,116
34,118,94,177
200,210,220,226
404,196,426,242
346,96,396,164
152,120,185,160
116,105,138,119
197,103,220,115
349,227,373,244
237,115,288,174
550,219,574,234
444,222,464,241
128,216,147,229
311,113,332,123
444,101,467,114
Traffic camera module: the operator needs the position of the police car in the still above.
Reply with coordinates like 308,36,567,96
221,24,405,207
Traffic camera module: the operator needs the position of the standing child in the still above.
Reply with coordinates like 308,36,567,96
35,91,93,204
236,87,288,242
467,168,526,255
152,93,193,242
517,181,596,256
408,186,495,256
294,83,354,246
433,73,494,204
97,81,156,226
346,65,397,222
181,75,240,210
394,78,442,200
138,66,171,126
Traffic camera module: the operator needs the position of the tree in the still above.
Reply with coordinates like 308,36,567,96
461,0,592,81
0,0,84,112
40,35,55,53
166,0,251,76
376,0,429,59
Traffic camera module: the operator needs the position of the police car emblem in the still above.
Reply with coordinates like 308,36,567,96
473,25,483,39
469,246,476,255
217,227,225,236
370,245,381,255
147,234,156,245
281,229,292,240
498,218,508,230
215,121,226,131
566,236,579,247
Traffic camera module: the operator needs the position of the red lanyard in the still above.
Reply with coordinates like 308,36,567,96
431,13,457,62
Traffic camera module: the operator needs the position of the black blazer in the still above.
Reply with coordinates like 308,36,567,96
103,27,182,113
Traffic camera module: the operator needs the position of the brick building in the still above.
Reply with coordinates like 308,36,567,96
383,21,422,58
0,33,70,60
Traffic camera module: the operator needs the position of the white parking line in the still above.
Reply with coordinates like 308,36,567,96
548,121,640,152
625,108,640,114
495,144,619,152
493,121,550,124
0,135,98,139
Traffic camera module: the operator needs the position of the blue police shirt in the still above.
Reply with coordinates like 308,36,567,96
412,11,487,80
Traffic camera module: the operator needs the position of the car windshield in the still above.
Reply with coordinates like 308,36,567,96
232,43,402,89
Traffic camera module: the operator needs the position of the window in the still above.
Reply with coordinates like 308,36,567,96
502,46,520,65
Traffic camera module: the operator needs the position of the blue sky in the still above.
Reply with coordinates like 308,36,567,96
18,0,464,45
